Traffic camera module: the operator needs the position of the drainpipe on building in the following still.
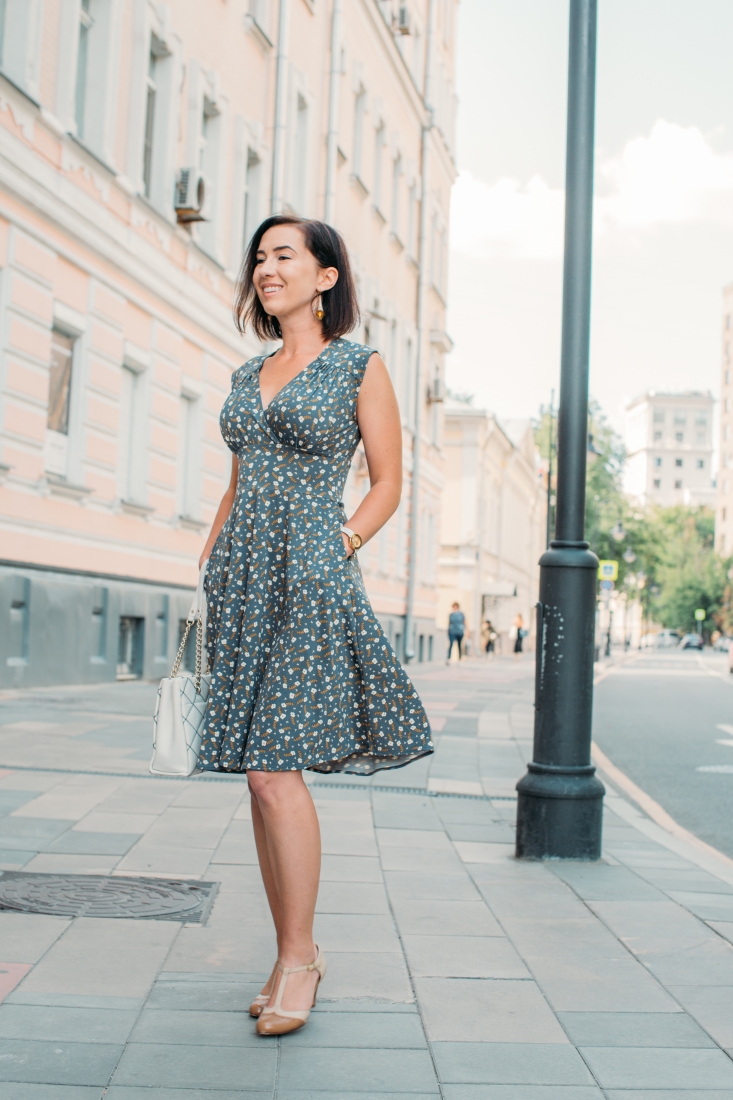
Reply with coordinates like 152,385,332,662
403,0,436,662
270,0,290,214
324,0,343,224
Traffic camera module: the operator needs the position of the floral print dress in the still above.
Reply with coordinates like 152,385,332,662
197,338,433,775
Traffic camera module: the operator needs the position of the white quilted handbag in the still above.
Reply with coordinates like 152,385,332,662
150,562,211,776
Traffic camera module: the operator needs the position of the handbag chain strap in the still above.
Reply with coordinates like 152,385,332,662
169,615,206,694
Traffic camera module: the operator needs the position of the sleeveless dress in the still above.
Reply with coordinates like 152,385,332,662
197,338,433,775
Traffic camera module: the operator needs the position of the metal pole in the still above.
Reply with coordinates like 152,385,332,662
403,0,436,662
516,0,605,860
270,0,290,214
545,389,554,550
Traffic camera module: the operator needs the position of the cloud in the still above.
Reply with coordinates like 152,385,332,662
451,121,733,260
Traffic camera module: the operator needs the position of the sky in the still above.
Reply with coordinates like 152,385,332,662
446,0,733,446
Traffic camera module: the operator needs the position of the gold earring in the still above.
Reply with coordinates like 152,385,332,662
315,294,324,321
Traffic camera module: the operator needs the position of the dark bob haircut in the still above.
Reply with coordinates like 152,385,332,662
233,214,360,341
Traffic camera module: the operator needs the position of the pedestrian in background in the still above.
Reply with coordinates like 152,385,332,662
196,215,433,1039
447,602,465,662
484,619,497,659
512,613,525,659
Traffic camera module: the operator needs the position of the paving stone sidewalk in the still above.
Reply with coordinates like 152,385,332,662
0,656,732,1098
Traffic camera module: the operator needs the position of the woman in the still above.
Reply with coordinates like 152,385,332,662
196,215,432,1037
484,619,497,659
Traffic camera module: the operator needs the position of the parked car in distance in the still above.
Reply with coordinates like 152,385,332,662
713,635,732,652
656,630,680,649
679,633,704,650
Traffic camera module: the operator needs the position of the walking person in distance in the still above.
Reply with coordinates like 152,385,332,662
196,215,433,1037
512,612,525,659
447,601,465,663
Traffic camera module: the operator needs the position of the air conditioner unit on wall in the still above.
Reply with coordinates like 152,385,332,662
174,168,207,223
428,377,445,403
394,6,411,35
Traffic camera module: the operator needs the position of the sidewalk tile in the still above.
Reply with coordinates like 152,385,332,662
402,936,530,978
277,1047,439,1092
111,1043,276,1090
7,993,143,1011
604,1092,733,1099
320,832,378,857
319,853,383,880
19,918,178,998
0,849,36,867
106,1090,267,1099
43,832,140,855
667,984,733,1046
316,882,390,914
389,898,503,937
0,1085,104,1099
146,980,262,1013
72,813,157,834
557,1010,715,1047
708,920,733,943
21,855,120,875
129,1008,260,1047
431,1042,595,1085
283,1010,426,1047
0,1038,122,1085
114,844,213,877
550,864,665,902
453,842,515,864
319,950,413,1002
376,828,453,850
162,923,276,974
0,1005,137,1043
371,793,443,831
0,819,71,843
443,823,515,843
580,1046,733,1088
416,979,568,1043
381,846,465,872
384,871,479,901
277,1094,438,1100
0,913,70,963
442,1089,603,1099
668,891,733,920
435,803,502,826
0,962,31,1004
313,914,400,952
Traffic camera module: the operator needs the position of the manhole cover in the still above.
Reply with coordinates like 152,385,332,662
0,873,219,922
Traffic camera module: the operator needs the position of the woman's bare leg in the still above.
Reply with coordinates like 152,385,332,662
250,790,283,997
247,770,322,1012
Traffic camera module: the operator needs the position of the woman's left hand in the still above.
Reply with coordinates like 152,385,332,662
341,533,354,558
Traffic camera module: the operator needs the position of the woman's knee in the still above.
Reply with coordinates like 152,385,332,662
247,770,301,806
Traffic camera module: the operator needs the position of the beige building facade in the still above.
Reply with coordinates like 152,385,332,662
624,391,714,510
438,399,546,656
0,0,457,686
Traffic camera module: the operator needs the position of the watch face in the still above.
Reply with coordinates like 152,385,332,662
351,533,363,550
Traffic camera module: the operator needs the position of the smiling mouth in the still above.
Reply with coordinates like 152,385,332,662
262,285,283,296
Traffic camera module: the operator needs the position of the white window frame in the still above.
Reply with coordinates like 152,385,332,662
118,344,149,505
186,60,229,263
0,0,43,100
178,381,203,520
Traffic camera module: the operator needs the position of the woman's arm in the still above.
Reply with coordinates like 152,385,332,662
198,453,238,568
342,353,402,558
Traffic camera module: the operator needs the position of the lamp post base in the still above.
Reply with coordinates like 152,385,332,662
516,763,605,860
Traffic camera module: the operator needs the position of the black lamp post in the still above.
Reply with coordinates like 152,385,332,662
516,0,605,860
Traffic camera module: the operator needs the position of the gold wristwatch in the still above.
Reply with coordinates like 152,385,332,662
340,525,363,551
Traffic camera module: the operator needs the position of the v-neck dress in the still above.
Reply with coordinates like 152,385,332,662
197,337,433,775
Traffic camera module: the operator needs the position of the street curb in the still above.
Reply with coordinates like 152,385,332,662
592,740,733,887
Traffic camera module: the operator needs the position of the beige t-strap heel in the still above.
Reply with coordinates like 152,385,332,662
256,945,327,1036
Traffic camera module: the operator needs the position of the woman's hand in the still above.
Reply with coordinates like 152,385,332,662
341,532,354,558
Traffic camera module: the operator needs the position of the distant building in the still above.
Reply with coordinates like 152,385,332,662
717,287,733,554
624,391,714,509
438,400,546,656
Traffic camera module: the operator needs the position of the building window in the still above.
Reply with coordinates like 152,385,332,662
653,478,661,489
674,479,682,489
242,149,262,253
178,393,200,519
697,459,704,469
723,508,727,522
407,181,418,259
726,399,730,413
654,457,662,467
45,329,75,476
391,154,402,238
373,122,386,213
728,314,732,330
676,432,683,443
674,412,686,425
727,343,731,363
726,425,730,442
142,41,158,198
353,87,367,183
653,408,665,423
653,431,662,442
119,364,146,503
117,617,144,679
675,458,683,467
75,0,93,138
724,479,730,493
727,370,731,385
0,0,6,65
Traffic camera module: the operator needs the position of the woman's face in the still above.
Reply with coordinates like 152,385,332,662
254,225,338,323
